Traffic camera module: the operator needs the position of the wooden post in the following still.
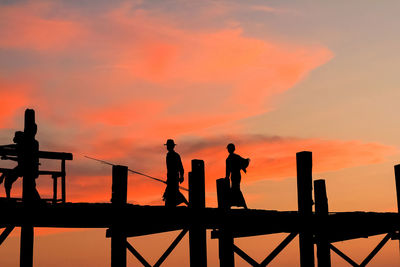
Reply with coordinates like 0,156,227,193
52,174,58,204
394,165,400,244
20,226,34,267
296,151,315,267
394,165,400,214
314,179,331,267
111,165,128,267
61,159,66,203
20,109,38,267
189,159,207,267
216,178,234,267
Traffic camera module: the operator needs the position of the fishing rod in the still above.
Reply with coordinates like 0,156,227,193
84,155,189,192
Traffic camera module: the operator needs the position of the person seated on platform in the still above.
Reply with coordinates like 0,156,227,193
0,168,20,199
225,143,250,209
0,131,24,199
162,139,188,207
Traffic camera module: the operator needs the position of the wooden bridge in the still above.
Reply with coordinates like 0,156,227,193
0,109,399,267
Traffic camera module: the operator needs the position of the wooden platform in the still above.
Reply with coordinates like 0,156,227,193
0,201,398,243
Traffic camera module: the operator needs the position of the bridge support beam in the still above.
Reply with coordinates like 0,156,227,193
314,179,331,267
296,151,315,267
111,165,128,267
20,109,38,267
189,160,207,267
217,178,234,267
394,165,400,248
20,226,34,267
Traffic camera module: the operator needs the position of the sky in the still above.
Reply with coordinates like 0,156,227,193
0,0,400,266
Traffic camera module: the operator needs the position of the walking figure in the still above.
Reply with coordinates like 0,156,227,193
162,139,188,207
225,143,249,209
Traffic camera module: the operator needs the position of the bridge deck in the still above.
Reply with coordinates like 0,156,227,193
0,202,398,243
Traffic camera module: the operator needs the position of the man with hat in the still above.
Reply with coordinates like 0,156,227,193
163,139,188,207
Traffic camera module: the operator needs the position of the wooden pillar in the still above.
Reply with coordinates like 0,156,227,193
216,178,234,267
20,109,38,267
189,159,207,267
296,151,315,267
20,226,34,267
394,165,400,245
61,159,66,203
314,179,331,267
111,165,128,267
52,174,58,204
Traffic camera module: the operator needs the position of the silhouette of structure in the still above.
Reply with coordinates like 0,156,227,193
0,109,400,267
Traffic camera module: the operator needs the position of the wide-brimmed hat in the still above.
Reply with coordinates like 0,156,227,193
164,139,176,146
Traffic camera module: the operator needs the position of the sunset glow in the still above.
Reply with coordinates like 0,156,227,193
1,1,399,266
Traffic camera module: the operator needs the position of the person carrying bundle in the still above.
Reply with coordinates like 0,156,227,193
225,143,250,209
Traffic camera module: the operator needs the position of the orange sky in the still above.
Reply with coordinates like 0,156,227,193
1,0,400,266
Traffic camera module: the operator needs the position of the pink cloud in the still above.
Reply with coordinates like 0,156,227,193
0,2,84,51
0,78,32,128
0,2,338,206
0,1,333,137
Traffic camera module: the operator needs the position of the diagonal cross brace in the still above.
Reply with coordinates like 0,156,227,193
126,228,188,267
330,233,392,267
233,244,259,266
330,244,359,267
232,233,298,267
126,241,151,267
360,233,391,267
260,232,298,266
153,228,188,267
0,226,14,246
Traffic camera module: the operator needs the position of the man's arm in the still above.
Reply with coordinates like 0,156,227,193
178,154,184,183
225,158,230,179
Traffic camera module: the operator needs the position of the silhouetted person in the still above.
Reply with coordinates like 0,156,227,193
225,143,249,209
0,131,24,199
163,139,188,207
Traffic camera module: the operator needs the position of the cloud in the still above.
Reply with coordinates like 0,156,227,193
0,1,84,51
0,78,33,128
0,1,333,134
250,5,298,15
0,1,337,205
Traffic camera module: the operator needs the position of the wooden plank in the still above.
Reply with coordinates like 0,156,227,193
38,151,73,160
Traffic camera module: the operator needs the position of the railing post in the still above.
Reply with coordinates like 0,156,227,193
20,109,38,267
52,174,58,204
314,179,331,267
394,165,400,244
61,159,66,203
111,165,128,267
216,178,234,267
296,151,315,267
189,159,207,267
